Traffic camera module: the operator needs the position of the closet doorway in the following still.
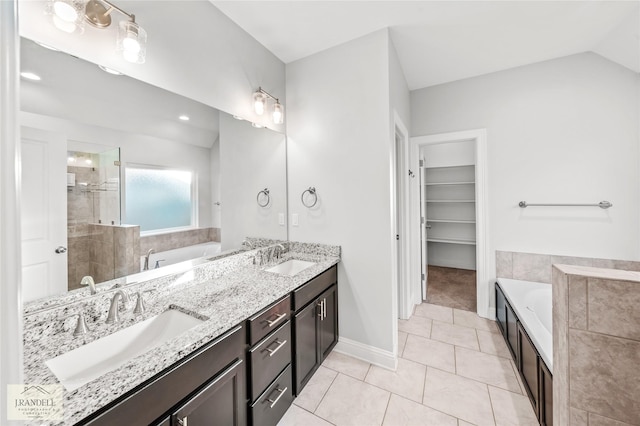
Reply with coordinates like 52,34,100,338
409,129,489,318
421,143,476,311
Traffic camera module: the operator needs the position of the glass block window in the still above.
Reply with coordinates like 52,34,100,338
125,166,194,233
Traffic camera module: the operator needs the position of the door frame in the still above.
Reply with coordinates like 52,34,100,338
391,112,412,321
409,129,491,318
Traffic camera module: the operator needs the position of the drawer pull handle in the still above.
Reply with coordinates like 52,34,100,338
266,312,287,327
177,416,188,426
266,386,288,408
265,339,287,356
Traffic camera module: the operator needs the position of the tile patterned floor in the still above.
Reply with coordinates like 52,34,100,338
278,302,537,426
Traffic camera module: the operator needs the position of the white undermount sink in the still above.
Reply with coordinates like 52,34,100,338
46,309,203,391
265,259,316,276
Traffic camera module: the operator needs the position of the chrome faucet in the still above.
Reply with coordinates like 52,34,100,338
106,290,130,324
80,276,96,295
271,244,286,261
143,249,154,271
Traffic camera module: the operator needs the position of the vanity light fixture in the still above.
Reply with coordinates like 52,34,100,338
252,87,284,124
47,0,147,64
178,115,190,121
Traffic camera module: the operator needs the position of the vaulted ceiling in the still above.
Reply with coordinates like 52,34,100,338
212,1,640,90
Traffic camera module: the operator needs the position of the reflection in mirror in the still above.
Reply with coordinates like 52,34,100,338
20,38,287,303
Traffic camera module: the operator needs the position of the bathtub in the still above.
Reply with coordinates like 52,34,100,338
141,242,221,271
497,278,553,371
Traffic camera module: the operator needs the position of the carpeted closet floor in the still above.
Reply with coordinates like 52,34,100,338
426,265,476,312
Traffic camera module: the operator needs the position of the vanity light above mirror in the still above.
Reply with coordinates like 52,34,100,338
46,0,147,64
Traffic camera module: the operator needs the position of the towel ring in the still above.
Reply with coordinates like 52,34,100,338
257,188,270,207
301,187,318,208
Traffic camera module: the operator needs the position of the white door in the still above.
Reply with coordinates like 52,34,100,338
419,159,428,300
21,127,67,301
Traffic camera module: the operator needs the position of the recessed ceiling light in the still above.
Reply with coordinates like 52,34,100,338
98,65,123,75
232,115,244,121
179,115,190,121
21,72,41,81
251,122,264,128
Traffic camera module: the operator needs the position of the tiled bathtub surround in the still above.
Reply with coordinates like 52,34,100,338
139,227,221,255
553,264,640,426
22,241,340,425
496,250,640,283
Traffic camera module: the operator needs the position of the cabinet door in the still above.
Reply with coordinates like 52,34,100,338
518,324,539,417
495,284,507,337
294,299,320,394
319,285,338,359
540,361,553,426
506,302,518,360
172,358,246,426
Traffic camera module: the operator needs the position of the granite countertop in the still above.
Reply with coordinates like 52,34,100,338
23,243,340,425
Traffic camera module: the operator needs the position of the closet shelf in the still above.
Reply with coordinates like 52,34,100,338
426,200,475,203
425,181,475,186
427,219,476,224
427,238,476,246
425,165,475,170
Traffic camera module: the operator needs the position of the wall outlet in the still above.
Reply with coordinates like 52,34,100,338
292,213,299,227
278,213,285,226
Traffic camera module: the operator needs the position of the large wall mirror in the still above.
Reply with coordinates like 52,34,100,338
20,36,287,303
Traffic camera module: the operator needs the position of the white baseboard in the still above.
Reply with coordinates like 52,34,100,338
333,337,397,371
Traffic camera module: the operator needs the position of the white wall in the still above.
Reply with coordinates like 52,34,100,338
287,29,405,366
219,113,287,251
20,112,215,229
18,1,286,132
412,53,640,269
1,2,24,423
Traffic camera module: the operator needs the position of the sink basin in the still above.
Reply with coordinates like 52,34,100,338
46,309,203,391
265,259,316,276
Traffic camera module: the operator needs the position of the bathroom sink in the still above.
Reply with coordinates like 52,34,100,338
265,259,316,276
46,309,203,391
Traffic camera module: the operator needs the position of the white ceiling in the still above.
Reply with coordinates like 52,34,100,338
212,1,640,90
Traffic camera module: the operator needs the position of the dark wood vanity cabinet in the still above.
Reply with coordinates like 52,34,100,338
80,325,246,426
246,295,293,426
293,266,338,395
169,358,245,426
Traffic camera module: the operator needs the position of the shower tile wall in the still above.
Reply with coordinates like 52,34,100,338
140,227,220,256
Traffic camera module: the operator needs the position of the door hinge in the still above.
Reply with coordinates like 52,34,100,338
422,273,425,281
396,234,399,241
421,217,425,224
114,160,121,166
419,159,424,167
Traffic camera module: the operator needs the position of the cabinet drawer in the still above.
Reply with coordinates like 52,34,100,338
249,321,291,401
247,295,291,346
250,364,293,426
293,266,337,312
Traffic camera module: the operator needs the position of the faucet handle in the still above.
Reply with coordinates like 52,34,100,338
133,289,156,315
61,311,91,336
